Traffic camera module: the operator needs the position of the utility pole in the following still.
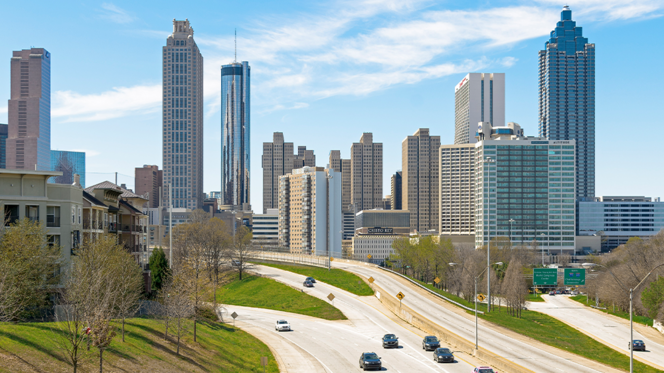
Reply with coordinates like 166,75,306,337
169,183,173,268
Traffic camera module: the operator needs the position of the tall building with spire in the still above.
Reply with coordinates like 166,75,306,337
221,56,250,209
539,6,595,201
162,19,204,209
7,48,51,171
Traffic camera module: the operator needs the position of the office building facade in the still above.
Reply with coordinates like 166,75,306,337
402,128,440,232
351,133,383,212
135,165,163,208
475,138,577,253
221,60,250,209
262,132,294,213
539,6,595,201
293,146,315,169
0,124,8,168
579,196,664,251
454,73,505,145
329,150,351,211
439,144,475,237
162,19,204,209
278,167,341,256
7,48,51,171
50,150,86,187
390,171,402,210
352,209,410,263
252,208,279,250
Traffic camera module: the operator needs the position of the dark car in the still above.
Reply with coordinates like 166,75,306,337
359,352,382,371
473,367,496,373
629,339,646,351
433,347,454,363
422,336,440,351
549,291,555,296
303,280,314,287
306,277,316,283
382,334,399,348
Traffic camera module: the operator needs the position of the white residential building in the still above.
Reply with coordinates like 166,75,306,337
454,73,505,145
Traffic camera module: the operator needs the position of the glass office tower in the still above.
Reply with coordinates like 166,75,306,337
50,150,86,187
538,6,595,201
221,61,250,208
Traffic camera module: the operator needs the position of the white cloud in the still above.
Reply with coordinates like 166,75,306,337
99,3,135,24
534,1,664,21
52,85,161,123
0,106,7,114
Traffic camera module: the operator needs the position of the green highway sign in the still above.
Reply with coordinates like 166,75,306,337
564,268,586,286
533,268,558,286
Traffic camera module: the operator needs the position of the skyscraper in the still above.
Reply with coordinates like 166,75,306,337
350,133,383,212
50,150,86,187
135,165,163,208
539,6,595,201
0,124,7,169
221,60,250,209
390,171,402,210
328,150,351,211
7,48,51,171
454,73,505,145
262,132,294,213
293,146,315,168
439,144,475,238
402,128,440,232
162,19,204,209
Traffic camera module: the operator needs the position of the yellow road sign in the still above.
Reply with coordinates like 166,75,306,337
330,257,334,261
477,294,486,302
396,292,405,300
433,277,441,284
367,254,372,259
368,277,375,283
327,293,335,301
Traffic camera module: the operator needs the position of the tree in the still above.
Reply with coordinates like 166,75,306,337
228,226,254,280
114,251,144,342
202,218,230,315
502,260,528,318
0,218,59,322
642,276,664,319
160,269,194,355
149,247,170,293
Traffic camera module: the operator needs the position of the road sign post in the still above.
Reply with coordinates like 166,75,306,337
327,293,335,306
260,356,268,373
396,292,405,307
533,268,558,287
231,311,238,327
564,268,586,286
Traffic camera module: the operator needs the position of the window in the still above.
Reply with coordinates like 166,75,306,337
72,207,76,224
47,206,60,227
26,205,39,222
47,235,60,247
78,207,82,225
4,205,19,226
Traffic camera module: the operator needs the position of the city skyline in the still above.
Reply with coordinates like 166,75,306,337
0,1,663,213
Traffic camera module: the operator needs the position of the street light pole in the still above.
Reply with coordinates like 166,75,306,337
509,218,515,249
484,156,494,312
475,275,478,349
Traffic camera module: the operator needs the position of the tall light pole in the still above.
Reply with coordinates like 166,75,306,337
508,218,515,249
325,172,333,271
484,156,495,311
169,183,172,269
582,262,664,373
450,261,503,350
540,233,546,266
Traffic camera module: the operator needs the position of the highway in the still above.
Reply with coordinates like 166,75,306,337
529,294,664,370
331,260,622,373
238,264,481,373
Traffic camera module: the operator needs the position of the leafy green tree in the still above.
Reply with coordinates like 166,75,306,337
149,248,170,293
642,276,664,319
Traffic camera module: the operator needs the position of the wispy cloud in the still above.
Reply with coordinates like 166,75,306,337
99,3,135,24
535,0,664,21
52,85,160,122
0,106,7,114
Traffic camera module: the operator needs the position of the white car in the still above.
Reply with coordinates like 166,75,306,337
275,320,291,332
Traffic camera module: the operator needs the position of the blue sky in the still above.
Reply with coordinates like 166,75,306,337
1,0,663,212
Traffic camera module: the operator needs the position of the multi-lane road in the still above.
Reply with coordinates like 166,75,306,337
529,294,664,370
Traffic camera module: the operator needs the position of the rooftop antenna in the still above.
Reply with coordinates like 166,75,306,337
234,28,237,63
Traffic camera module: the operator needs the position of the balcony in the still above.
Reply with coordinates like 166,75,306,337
108,223,117,233
47,217,61,228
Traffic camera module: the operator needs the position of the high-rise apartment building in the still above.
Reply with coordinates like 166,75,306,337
439,144,475,237
475,137,577,253
454,73,505,145
135,165,163,208
293,146,315,169
329,150,351,211
162,20,204,209
0,124,7,169
7,48,51,171
402,129,440,232
351,133,383,212
539,6,595,201
390,171,402,210
50,150,86,187
278,167,342,256
262,132,294,213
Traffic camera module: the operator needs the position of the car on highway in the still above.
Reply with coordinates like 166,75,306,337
422,335,440,351
275,320,291,332
473,366,496,373
629,339,646,351
359,352,382,371
549,291,555,296
303,280,314,287
306,276,316,283
382,333,399,348
231,260,241,267
433,347,454,363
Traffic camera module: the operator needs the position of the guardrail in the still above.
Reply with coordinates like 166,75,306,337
250,251,330,269
377,266,484,315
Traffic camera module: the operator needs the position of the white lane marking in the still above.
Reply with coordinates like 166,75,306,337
276,333,335,373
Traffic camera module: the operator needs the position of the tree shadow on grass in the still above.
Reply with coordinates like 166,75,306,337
0,329,69,366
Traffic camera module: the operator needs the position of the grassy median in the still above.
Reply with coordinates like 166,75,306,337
570,294,654,327
217,273,347,320
410,277,661,373
0,317,278,373
254,262,375,296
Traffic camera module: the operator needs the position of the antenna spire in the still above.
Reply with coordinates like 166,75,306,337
234,28,237,63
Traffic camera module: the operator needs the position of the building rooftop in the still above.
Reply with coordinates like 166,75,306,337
86,181,148,200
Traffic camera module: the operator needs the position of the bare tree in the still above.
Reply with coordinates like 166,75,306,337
202,218,230,317
114,250,144,342
228,226,254,280
161,269,194,355
502,260,528,317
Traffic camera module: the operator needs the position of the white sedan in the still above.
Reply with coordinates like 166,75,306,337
275,320,291,331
